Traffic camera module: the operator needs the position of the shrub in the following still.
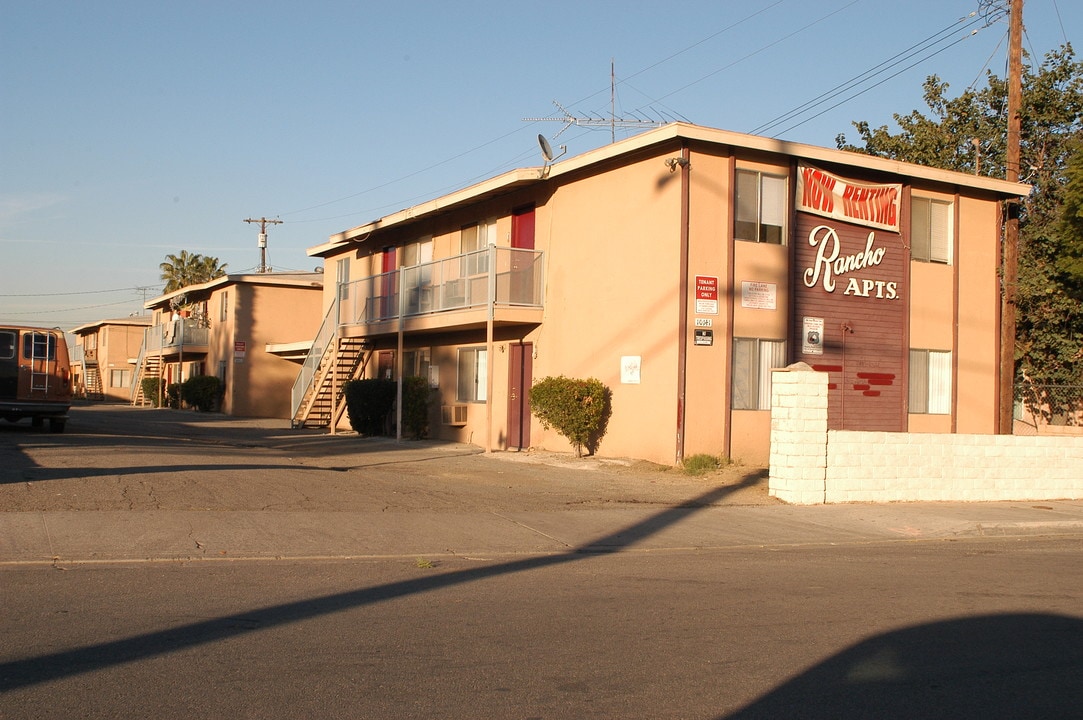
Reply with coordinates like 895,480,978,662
343,378,397,435
141,377,163,407
529,375,611,457
180,375,221,412
165,383,181,409
401,376,431,440
682,453,724,476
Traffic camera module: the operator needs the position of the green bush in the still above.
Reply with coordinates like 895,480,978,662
165,383,181,409
401,376,431,440
141,377,163,407
529,375,611,457
343,378,397,435
180,375,221,412
682,453,726,476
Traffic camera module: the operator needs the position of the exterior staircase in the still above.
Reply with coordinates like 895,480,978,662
291,335,370,429
84,364,105,401
131,352,162,407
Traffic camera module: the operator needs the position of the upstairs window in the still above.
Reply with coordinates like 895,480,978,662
460,221,494,275
732,338,787,410
909,349,952,414
735,170,787,244
911,196,952,264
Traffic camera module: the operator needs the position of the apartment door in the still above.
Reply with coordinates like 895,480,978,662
507,341,532,450
510,206,536,304
379,247,397,319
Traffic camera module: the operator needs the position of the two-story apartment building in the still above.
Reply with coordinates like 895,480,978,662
69,317,152,401
297,123,1027,466
137,272,323,418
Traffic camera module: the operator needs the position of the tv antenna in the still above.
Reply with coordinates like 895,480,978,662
243,216,282,273
523,60,668,143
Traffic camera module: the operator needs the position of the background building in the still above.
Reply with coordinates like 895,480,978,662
69,317,152,402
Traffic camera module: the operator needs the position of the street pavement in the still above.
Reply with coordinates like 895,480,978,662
2,406,1083,565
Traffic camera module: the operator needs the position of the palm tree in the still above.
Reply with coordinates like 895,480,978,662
160,251,228,293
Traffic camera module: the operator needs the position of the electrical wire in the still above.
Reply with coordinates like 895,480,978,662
750,12,988,136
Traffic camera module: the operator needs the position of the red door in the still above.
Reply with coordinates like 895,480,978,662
380,247,397,319
510,207,536,304
507,342,532,450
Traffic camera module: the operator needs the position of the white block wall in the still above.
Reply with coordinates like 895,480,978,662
769,364,1083,504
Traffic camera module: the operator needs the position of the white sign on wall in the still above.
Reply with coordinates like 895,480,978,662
621,356,641,384
741,281,777,310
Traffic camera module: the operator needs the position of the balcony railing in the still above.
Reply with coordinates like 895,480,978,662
141,318,210,352
338,247,544,328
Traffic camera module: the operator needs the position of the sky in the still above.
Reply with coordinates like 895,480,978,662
1,0,1077,330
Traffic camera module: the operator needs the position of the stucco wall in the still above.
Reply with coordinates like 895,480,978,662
770,366,1083,504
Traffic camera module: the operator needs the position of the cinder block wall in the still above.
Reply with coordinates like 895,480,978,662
769,365,1083,504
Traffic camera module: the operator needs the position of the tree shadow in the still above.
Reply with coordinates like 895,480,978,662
0,472,766,691
722,612,1083,720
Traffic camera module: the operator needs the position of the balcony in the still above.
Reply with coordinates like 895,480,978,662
337,247,544,337
141,318,210,357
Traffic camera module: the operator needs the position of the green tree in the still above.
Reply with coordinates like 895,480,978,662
837,44,1083,384
159,250,228,293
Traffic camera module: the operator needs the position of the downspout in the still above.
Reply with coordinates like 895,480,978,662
396,266,404,441
675,143,691,466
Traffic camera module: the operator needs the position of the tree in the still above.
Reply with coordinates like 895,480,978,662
837,44,1083,384
159,250,228,293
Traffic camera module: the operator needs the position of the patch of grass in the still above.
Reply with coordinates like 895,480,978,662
415,557,435,569
681,453,728,476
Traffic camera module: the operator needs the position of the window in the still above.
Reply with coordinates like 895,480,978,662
909,349,952,414
109,369,130,389
402,237,434,314
0,331,15,360
457,347,487,402
735,170,787,244
219,291,229,322
217,361,228,387
460,221,494,275
732,339,787,410
911,196,952,263
402,348,431,381
23,333,56,361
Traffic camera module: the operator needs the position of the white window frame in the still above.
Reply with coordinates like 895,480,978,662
460,221,494,276
109,368,130,389
732,338,787,410
735,170,788,245
909,349,952,414
910,196,953,264
456,347,488,403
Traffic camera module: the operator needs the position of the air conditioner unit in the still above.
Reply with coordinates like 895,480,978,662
441,404,468,426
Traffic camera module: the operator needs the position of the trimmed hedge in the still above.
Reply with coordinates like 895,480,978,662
343,377,432,438
180,375,221,412
529,375,611,457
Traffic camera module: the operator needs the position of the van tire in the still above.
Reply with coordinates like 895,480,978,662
49,418,66,433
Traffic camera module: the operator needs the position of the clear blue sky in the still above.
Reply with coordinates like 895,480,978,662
1,0,1076,329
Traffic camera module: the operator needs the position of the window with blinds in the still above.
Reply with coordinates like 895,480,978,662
732,338,788,410
911,196,952,264
909,349,952,414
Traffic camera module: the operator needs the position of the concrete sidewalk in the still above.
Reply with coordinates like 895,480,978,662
3,499,1082,565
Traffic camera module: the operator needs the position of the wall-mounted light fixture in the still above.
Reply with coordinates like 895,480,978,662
664,157,690,171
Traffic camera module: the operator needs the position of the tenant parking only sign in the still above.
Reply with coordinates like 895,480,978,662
695,275,718,314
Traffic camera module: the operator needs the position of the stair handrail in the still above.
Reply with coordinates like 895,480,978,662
291,297,339,421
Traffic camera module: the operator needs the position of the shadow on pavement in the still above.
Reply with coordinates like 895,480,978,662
0,473,763,691
722,612,1083,720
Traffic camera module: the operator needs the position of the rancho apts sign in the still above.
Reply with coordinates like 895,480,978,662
793,165,908,432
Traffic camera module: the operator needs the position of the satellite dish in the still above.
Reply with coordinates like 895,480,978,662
538,134,554,162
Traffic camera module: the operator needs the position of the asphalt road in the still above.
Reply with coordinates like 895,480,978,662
1,404,1081,718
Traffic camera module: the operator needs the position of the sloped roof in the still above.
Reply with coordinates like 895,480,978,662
308,121,1030,258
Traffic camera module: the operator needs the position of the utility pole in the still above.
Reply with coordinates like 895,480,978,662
243,217,283,274
999,0,1023,433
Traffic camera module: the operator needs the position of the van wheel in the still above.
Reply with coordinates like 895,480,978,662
49,419,66,433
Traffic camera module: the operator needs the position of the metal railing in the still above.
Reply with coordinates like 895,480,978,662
140,318,209,352
338,247,544,327
290,299,338,420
